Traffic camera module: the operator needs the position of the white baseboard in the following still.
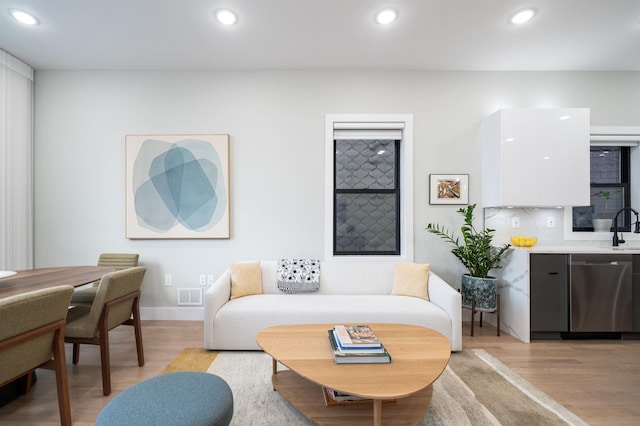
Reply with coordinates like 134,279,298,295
140,307,204,321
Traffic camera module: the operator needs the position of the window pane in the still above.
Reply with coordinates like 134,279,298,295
335,140,396,190
591,147,621,184
335,193,398,254
572,146,630,232
591,186,624,219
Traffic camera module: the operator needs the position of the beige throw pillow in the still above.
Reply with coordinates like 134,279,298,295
230,262,263,299
391,262,430,300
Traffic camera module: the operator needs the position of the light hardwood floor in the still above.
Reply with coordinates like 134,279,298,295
1,320,638,425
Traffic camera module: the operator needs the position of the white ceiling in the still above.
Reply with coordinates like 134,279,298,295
1,0,639,71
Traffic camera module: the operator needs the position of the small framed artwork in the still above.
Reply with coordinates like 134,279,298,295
429,174,469,205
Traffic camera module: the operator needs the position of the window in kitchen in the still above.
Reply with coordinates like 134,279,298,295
324,115,413,260
572,146,631,232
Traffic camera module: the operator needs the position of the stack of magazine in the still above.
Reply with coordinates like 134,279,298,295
327,325,391,364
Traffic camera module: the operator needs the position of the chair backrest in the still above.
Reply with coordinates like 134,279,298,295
87,267,146,332
97,253,139,270
0,285,74,385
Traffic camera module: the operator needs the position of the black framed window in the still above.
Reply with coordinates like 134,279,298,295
572,146,631,232
333,139,400,255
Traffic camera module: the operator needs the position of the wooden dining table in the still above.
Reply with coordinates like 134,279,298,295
0,266,116,298
0,265,117,406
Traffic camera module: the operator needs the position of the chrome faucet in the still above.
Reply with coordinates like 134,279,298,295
612,207,640,246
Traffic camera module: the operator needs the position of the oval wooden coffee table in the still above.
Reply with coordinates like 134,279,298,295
256,323,451,426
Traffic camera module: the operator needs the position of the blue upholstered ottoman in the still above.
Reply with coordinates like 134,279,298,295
95,372,233,426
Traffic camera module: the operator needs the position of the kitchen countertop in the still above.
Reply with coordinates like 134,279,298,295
514,245,640,254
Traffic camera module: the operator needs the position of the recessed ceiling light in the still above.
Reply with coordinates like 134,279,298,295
509,9,536,25
375,8,398,25
214,9,237,25
9,9,38,25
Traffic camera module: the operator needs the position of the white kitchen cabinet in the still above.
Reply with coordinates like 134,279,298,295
482,108,590,207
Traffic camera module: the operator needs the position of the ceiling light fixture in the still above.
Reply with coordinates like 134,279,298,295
375,8,398,25
509,9,536,25
214,9,237,25
9,9,38,25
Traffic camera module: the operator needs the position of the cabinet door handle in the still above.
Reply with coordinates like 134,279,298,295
547,272,559,275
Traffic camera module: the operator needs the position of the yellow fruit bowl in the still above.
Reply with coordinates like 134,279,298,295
510,236,538,247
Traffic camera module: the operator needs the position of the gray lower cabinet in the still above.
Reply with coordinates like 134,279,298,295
530,254,569,333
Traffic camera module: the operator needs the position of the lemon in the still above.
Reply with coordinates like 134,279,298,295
510,236,536,247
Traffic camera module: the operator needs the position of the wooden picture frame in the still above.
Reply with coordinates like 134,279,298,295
125,134,230,239
429,174,469,205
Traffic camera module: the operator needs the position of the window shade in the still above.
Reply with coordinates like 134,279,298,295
333,122,404,140
590,126,640,147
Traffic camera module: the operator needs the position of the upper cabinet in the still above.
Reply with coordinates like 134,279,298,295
482,108,590,207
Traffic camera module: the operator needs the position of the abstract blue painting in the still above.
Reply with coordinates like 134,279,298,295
126,134,230,239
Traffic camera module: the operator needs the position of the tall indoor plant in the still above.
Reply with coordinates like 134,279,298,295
426,204,510,310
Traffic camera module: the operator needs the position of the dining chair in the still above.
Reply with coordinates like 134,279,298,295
0,285,75,426
64,266,146,396
70,253,139,305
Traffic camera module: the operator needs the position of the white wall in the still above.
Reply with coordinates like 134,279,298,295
33,70,640,317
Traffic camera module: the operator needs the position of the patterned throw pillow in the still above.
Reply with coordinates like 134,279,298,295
277,259,320,294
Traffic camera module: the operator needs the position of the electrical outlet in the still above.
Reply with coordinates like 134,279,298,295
547,217,555,228
512,216,520,228
199,275,207,286
164,274,172,287
207,275,215,285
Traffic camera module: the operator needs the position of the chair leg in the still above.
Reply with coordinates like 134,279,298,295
53,329,72,426
99,322,111,396
479,311,484,327
19,371,34,395
132,298,145,366
470,295,475,337
72,343,80,364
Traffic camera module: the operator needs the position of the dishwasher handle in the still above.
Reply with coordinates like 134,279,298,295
571,260,630,266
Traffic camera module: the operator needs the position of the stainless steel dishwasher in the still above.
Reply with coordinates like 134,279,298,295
570,254,633,332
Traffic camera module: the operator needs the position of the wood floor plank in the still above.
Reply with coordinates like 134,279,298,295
0,320,638,425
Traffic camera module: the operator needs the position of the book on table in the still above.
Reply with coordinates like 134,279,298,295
322,387,372,405
331,329,386,354
327,329,391,364
333,324,382,348
322,387,396,406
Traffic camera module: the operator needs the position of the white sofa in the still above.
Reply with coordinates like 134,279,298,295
204,261,462,352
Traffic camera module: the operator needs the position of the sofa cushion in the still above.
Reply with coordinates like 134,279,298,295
391,262,430,300
211,294,452,350
230,262,262,300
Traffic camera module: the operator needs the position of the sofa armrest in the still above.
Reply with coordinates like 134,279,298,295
203,269,231,349
428,271,462,351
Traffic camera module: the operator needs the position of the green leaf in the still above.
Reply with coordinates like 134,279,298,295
426,204,510,278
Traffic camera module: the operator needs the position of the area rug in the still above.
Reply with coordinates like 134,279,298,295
165,348,587,425
160,347,218,374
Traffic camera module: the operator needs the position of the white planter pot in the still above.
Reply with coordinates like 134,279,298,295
592,218,613,232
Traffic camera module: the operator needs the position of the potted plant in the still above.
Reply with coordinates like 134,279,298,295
426,204,510,311
592,190,620,232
